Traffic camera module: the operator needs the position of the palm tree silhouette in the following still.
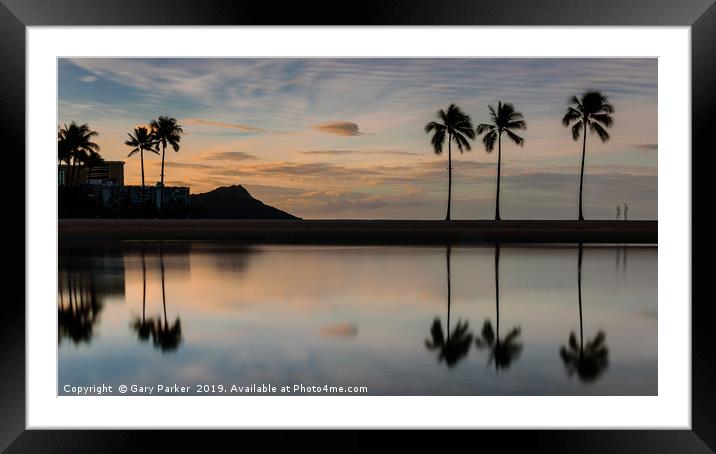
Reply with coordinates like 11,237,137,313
559,243,609,382
125,126,159,216
152,245,182,351
130,247,152,342
425,104,475,221
475,244,523,371
476,102,527,221
562,91,615,221
425,245,473,368
58,122,100,186
150,116,183,216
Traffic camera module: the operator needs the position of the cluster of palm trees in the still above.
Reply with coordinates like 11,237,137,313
58,116,184,216
123,116,184,215
58,121,102,186
426,90,615,221
426,244,609,382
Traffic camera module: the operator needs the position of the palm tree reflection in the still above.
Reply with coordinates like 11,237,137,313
425,245,473,368
475,244,523,371
130,244,183,352
130,247,152,341
559,244,609,382
58,270,102,344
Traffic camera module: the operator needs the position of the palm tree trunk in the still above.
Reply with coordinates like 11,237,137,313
446,244,451,342
159,141,166,218
140,149,146,218
495,132,502,221
577,243,584,353
578,122,587,221
68,158,75,187
446,134,452,221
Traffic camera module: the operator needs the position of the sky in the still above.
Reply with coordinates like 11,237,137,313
58,58,657,220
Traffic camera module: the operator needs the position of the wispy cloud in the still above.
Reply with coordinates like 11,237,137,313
632,143,658,152
79,75,98,83
205,151,257,161
301,149,419,156
184,118,265,133
311,121,364,136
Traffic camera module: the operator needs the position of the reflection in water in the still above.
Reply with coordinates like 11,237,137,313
58,243,655,395
475,244,523,371
130,244,183,352
559,244,609,382
58,250,125,344
58,270,102,344
425,245,473,368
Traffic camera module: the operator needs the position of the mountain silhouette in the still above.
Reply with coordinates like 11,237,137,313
189,185,300,219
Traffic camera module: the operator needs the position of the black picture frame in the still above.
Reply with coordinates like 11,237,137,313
1,0,712,451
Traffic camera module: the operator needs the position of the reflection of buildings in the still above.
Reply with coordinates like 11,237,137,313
58,160,189,217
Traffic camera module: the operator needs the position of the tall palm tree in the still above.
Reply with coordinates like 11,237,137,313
125,126,159,215
562,91,615,221
475,244,523,371
425,104,475,221
58,122,100,186
150,116,183,216
476,102,527,221
559,243,609,382
424,246,473,368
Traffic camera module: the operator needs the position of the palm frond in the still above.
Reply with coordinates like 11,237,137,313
482,130,498,152
505,129,525,147
571,121,583,141
589,122,610,142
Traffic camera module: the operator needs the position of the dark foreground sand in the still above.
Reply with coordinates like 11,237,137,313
58,219,657,244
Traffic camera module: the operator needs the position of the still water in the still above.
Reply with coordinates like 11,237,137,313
58,242,657,395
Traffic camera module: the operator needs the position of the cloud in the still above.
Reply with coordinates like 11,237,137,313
184,118,265,133
160,162,215,170
206,151,257,161
318,323,358,338
79,75,98,83
632,143,658,152
301,149,419,156
311,121,363,136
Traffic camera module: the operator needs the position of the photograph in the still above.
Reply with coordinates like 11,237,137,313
57,57,658,396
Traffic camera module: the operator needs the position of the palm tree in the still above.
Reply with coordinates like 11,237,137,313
425,104,475,221
559,243,609,382
125,126,159,215
475,244,523,370
150,116,183,216
58,122,100,186
562,91,615,221
476,102,527,221
424,246,473,368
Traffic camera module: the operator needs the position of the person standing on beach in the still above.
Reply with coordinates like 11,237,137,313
616,205,621,220
623,202,629,221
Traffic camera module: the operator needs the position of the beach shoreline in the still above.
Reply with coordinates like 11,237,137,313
58,219,657,244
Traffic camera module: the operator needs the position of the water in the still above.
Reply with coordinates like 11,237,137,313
58,242,657,395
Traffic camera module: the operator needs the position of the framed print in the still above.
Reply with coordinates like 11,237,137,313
2,0,712,451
